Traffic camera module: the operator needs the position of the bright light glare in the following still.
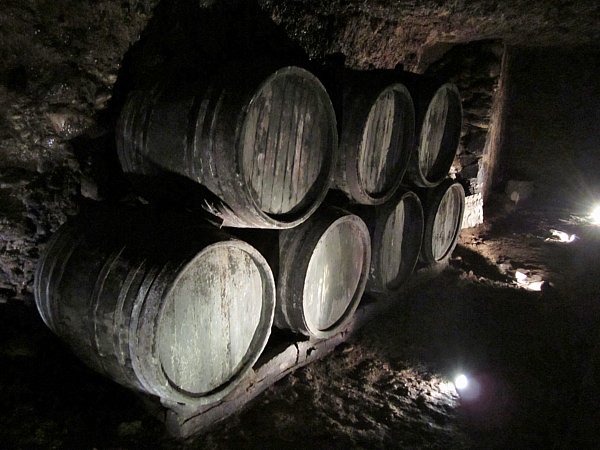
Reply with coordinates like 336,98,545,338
515,270,544,291
548,229,576,243
515,270,528,283
454,374,469,390
591,204,600,225
527,281,544,291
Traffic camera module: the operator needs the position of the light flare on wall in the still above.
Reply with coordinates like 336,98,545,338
454,374,469,390
590,204,600,225
454,373,482,401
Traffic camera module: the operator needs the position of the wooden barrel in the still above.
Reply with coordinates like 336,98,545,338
116,64,337,229
276,207,371,338
352,189,424,297
405,82,462,188
33,211,275,405
420,179,465,264
335,79,415,205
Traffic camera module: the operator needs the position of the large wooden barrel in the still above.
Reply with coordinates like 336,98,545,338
420,179,465,264
34,211,275,405
352,189,424,297
276,207,371,338
405,82,463,188
117,64,337,229
335,77,415,205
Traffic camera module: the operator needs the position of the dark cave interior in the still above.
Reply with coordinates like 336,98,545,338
2,1,600,448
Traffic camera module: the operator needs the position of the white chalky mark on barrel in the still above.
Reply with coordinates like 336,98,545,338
303,221,365,332
158,246,263,394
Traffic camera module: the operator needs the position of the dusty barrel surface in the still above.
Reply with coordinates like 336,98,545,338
405,82,462,188
34,211,275,405
420,179,465,264
335,77,415,205
276,207,371,338
353,189,424,297
116,65,337,229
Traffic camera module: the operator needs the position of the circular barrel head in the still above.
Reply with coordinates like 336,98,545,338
337,81,415,205
421,180,465,263
157,241,275,398
371,190,423,294
408,83,462,188
302,216,368,335
240,67,337,220
276,208,371,339
356,84,415,201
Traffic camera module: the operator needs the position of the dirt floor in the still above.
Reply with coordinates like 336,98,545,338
3,194,600,449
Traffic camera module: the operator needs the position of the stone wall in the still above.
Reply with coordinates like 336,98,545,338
0,1,158,302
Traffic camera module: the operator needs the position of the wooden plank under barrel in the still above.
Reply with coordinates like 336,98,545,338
116,65,337,229
276,207,371,338
34,210,276,405
420,179,466,263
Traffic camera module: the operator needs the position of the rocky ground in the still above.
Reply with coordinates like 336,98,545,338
2,194,600,449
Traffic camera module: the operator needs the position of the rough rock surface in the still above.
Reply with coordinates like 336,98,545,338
0,0,157,301
1,0,599,300
260,0,600,69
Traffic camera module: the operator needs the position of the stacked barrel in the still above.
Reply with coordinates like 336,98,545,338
34,210,276,404
403,75,466,265
33,61,465,407
336,70,465,298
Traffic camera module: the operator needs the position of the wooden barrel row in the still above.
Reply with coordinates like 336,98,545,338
346,178,465,300
334,70,462,204
33,63,465,409
33,206,372,403
116,64,463,228
330,71,465,296
32,185,464,407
